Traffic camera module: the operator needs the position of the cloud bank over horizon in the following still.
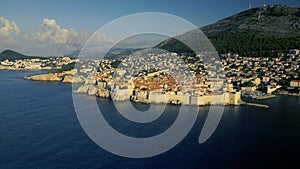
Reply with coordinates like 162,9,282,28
32,18,89,47
0,16,114,56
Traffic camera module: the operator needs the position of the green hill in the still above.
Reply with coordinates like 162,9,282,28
156,5,300,57
0,50,43,61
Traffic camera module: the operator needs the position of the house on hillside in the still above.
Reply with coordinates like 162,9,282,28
289,49,300,55
290,80,300,88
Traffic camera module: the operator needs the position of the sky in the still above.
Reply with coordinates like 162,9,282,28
0,0,299,56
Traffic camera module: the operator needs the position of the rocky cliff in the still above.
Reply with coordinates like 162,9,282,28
24,70,84,83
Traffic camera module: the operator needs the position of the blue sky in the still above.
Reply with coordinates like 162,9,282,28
0,0,299,56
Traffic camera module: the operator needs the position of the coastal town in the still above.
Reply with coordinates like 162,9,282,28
73,49,300,106
0,56,77,70
1,49,300,106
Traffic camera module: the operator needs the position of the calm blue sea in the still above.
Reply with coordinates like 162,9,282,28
0,70,299,169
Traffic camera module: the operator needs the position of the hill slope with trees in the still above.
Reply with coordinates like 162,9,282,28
156,5,300,57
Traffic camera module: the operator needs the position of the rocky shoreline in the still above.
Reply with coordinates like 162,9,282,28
24,70,85,83
22,71,271,108
74,84,110,98
73,83,271,108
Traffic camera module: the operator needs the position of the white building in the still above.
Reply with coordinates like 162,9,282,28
149,92,167,104
205,79,224,90
290,80,300,88
111,85,131,101
0,59,14,66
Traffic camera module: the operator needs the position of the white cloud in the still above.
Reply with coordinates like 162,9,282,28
30,18,116,56
0,17,116,56
0,17,20,37
32,18,89,47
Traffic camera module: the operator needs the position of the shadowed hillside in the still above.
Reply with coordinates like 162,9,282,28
0,50,44,61
156,5,300,57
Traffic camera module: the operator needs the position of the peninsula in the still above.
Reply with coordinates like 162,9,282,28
3,4,300,107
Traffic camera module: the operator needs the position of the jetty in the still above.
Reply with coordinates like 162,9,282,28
240,101,269,108
255,95,276,100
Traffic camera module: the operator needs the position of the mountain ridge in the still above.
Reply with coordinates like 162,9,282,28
156,5,300,57
0,50,44,61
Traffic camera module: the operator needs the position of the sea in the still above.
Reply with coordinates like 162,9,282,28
0,70,299,169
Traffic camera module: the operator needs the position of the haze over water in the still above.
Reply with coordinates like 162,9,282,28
0,70,299,168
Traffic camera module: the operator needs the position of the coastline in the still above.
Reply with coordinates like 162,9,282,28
24,71,85,83
2,69,298,109
18,70,271,109
74,87,270,108
0,65,56,71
